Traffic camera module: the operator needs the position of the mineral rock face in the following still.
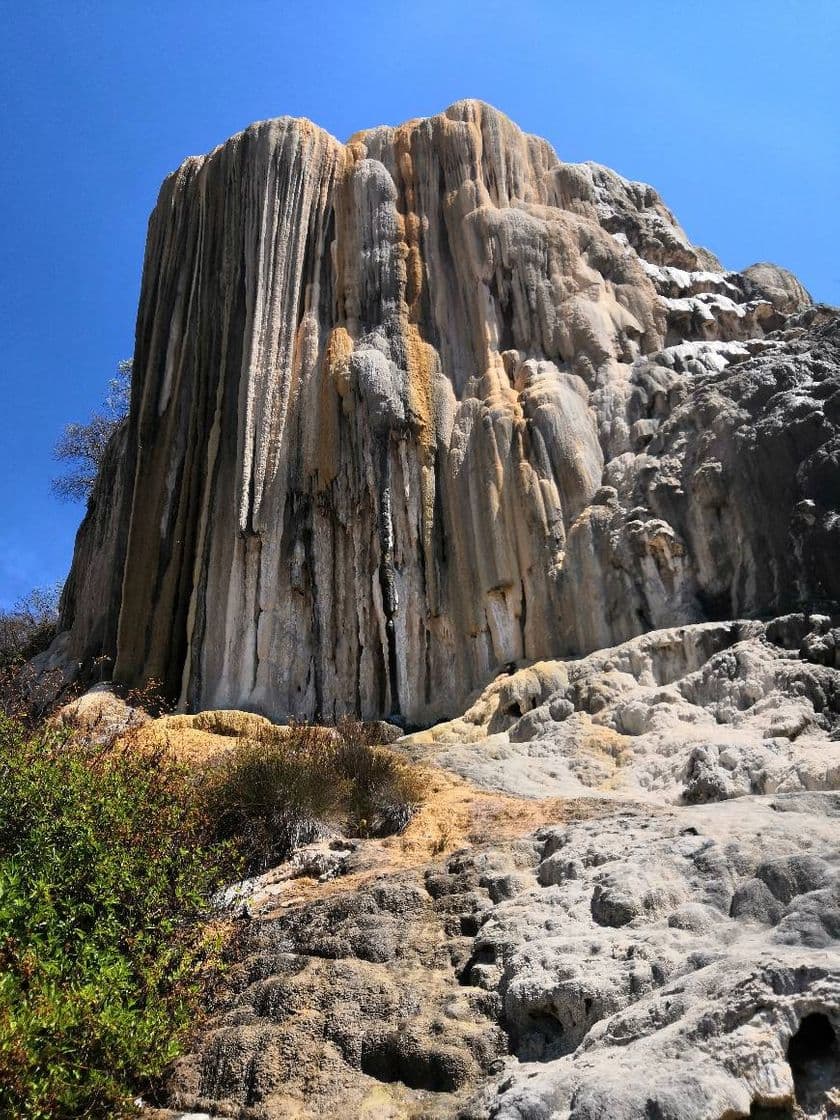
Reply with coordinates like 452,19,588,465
60,100,836,724
152,616,840,1119
53,101,840,1114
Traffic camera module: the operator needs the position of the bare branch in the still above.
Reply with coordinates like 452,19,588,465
51,359,132,502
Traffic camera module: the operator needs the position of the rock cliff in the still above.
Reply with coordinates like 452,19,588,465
47,98,840,1120
59,100,835,726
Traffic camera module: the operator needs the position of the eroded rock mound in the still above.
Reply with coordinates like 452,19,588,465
402,617,840,802
143,618,840,1120
54,100,837,725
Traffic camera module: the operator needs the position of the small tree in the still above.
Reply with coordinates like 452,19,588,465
0,584,62,667
0,584,66,725
52,359,132,502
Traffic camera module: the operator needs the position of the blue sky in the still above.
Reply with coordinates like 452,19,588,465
1,0,838,609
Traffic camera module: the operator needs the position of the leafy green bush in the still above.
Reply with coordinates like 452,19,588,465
205,719,427,872
0,709,426,1115
0,715,239,1119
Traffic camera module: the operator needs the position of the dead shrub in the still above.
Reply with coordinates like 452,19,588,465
0,659,76,730
203,724,342,872
333,717,427,836
0,585,72,727
204,719,426,872
119,676,174,719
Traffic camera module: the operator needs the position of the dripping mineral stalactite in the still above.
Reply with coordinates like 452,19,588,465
56,100,833,723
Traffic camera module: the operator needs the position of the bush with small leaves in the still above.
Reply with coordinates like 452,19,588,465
0,715,239,1118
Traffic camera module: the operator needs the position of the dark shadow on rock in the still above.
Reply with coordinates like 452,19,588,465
788,1012,839,1113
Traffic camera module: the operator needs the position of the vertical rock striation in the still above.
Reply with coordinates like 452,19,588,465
60,100,833,723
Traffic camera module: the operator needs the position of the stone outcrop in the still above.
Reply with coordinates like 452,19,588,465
56,100,837,725
400,617,840,801
146,616,840,1119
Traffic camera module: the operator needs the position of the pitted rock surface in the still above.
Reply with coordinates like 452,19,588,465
145,620,840,1119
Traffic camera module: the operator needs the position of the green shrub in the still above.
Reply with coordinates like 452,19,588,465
0,715,239,1119
0,711,427,1115
205,719,427,872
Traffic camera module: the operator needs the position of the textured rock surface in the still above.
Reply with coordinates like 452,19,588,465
146,618,840,1119
401,618,840,802
45,98,840,1117
55,100,837,724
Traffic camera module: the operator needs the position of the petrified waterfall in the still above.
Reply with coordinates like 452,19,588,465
59,100,826,724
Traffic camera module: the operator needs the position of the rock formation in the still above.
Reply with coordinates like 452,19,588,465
57,100,837,725
137,615,840,1119
46,99,840,1120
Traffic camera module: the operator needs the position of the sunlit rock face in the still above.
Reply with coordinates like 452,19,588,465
60,100,832,723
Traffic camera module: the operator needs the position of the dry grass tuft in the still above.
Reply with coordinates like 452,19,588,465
202,717,428,872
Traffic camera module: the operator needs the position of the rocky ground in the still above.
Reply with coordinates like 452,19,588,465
128,613,840,1119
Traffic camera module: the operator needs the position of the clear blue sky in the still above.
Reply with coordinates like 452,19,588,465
1,0,838,609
